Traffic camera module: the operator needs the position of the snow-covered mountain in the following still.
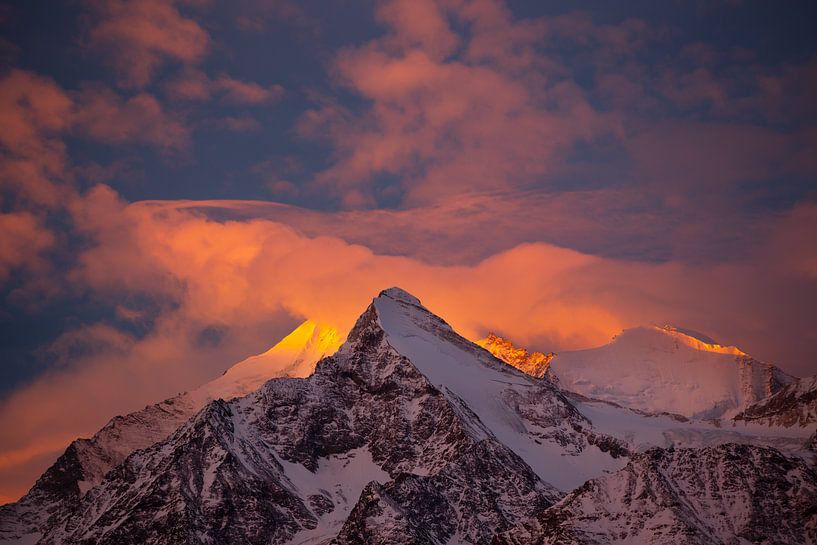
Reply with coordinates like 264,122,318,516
30,288,577,545
734,374,817,427
543,326,795,419
1,288,814,545
0,321,340,543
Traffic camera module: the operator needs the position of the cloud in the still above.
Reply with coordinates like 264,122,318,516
0,212,55,283
2,0,817,508
0,68,194,305
294,1,817,214
230,0,313,34
213,76,284,105
74,85,191,152
165,70,284,105
0,70,72,207
1,186,816,501
84,0,210,88
297,0,621,207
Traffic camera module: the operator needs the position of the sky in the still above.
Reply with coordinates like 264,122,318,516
0,0,816,503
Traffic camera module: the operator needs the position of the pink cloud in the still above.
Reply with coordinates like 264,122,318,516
0,70,72,207
74,86,190,152
0,212,55,283
213,75,283,105
0,68,193,306
215,115,263,132
231,0,312,34
84,0,210,88
163,68,211,101
375,0,461,60
627,121,817,200
166,70,283,105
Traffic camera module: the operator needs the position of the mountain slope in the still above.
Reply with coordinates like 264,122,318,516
39,288,566,545
361,288,629,491
494,443,817,545
734,374,817,427
0,321,341,544
547,326,795,419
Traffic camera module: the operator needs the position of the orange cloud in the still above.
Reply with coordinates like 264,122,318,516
0,66,199,309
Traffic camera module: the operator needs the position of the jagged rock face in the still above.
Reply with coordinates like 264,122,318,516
807,431,817,452
734,375,817,427
476,334,555,378
37,290,564,545
494,443,817,545
334,440,554,545
0,442,85,542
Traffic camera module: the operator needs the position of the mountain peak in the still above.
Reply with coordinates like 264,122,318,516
551,325,793,419
196,320,342,403
377,286,422,306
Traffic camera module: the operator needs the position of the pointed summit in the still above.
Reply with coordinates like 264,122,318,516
6,288,813,545
377,286,422,306
335,286,610,491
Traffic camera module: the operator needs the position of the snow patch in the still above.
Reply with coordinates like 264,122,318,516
282,448,390,545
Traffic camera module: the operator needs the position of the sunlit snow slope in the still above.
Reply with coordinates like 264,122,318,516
192,320,342,403
548,326,794,419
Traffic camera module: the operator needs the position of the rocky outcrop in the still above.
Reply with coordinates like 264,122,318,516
494,443,817,545
735,375,817,427
476,333,555,378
